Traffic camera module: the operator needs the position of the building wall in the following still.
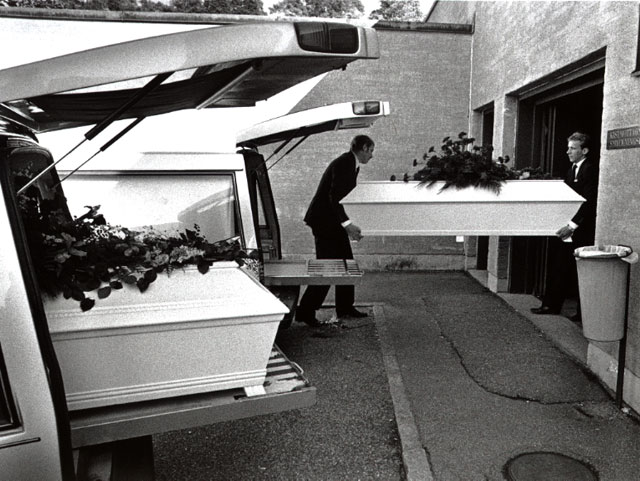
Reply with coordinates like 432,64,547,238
459,1,640,409
426,0,475,23
263,26,473,270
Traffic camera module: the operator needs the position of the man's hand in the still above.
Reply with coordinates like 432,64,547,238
345,223,363,242
555,225,574,241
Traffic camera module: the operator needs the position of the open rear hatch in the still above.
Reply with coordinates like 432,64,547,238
0,22,379,133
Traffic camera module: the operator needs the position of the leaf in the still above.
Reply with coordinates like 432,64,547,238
71,289,85,301
97,286,112,299
390,174,396,181
110,280,123,290
143,269,157,282
197,261,210,274
136,278,149,293
80,298,95,312
123,275,137,285
80,278,101,292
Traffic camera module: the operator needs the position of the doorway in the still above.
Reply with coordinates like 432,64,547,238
509,76,603,296
477,107,494,270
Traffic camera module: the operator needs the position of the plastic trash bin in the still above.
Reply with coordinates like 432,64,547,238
574,245,638,342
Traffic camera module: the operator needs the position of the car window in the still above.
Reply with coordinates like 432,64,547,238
61,173,240,244
0,347,19,432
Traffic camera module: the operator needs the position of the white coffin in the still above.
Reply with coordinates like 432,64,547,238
44,263,288,411
341,180,585,236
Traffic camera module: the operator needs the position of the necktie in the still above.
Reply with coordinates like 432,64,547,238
572,164,578,181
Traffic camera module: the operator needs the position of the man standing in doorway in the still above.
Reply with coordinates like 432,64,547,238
531,131,599,323
296,135,374,327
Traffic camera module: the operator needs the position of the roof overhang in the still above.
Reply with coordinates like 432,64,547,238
0,21,379,133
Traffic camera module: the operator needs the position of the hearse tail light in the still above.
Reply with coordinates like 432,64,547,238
295,22,359,54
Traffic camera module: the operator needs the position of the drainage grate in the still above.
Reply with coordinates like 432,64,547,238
504,451,598,481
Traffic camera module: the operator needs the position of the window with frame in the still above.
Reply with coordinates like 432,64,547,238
61,173,241,245
635,4,640,76
0,346,19,433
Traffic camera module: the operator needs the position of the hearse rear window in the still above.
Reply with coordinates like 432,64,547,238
61,173,241,244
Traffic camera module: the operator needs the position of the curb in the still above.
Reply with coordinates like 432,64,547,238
373,304,434,481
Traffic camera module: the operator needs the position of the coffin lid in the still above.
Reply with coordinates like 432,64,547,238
0,21,379,134
45,264,288,334
236,100,390,147
341,180,586,204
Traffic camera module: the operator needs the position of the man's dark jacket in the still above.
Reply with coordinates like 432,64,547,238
304,151,358,233
566,157,599,247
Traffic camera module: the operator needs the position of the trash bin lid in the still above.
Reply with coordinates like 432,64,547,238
574,245,638,264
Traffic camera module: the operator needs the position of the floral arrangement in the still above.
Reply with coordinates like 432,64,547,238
391,132,553,194
15,170,257,312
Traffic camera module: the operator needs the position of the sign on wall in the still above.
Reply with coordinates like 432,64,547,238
606,126,640,150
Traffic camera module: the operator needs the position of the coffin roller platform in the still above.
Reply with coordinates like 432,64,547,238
340,180,585,236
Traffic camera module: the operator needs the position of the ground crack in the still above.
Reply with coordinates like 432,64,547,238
432,315,584,406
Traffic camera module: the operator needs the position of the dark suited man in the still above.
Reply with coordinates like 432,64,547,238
531,131,599,322
296,135,374,327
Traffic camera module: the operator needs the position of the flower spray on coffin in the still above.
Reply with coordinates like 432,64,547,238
19,192,256,312
391,132,553,194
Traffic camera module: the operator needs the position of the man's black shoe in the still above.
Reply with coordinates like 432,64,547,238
530,306,561,315
337,308,368,318
295,312,323,327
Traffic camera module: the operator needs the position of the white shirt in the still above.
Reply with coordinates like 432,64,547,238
567,156,587,231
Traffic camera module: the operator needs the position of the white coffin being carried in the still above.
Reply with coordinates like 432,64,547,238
340,180,585,236
45,264,288,411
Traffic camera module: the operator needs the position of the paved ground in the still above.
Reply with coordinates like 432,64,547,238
153,271,640,481
153,307,404,481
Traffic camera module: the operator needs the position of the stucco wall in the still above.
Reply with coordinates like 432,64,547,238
470,1,622,112
466,1,640,388
262,26,474,270
427,0,476,23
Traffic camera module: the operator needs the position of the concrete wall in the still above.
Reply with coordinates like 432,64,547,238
449,0,640,411
263,25,473,270
426,0,475,23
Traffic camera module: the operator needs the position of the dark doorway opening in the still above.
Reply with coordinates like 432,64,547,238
509,77,603,296
476,107,494,270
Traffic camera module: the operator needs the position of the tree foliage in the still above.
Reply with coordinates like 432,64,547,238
202,0,264,14
6,0,265,14
269,0,364,18
369,0,422,21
